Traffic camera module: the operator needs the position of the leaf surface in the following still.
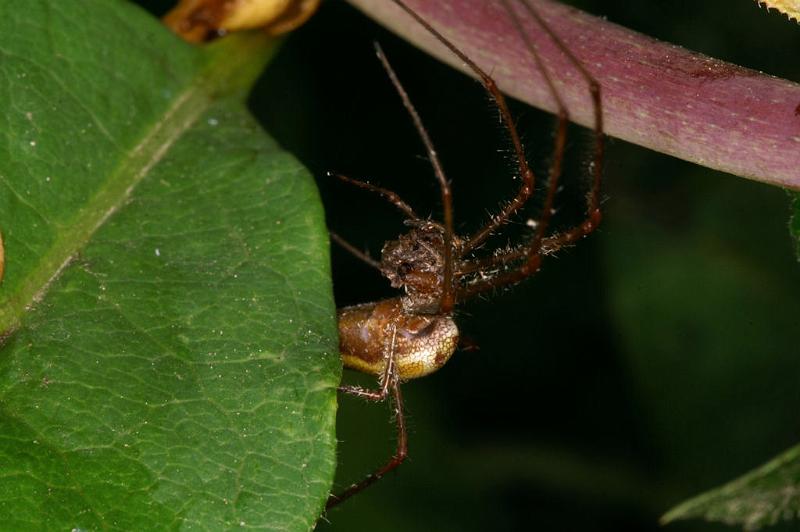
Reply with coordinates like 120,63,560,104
0,1,337,529
662,444,800,530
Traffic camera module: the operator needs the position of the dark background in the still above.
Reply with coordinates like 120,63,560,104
140,1,800,530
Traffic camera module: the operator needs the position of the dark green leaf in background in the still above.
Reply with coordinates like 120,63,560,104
662,444,800,530
0,1,338,529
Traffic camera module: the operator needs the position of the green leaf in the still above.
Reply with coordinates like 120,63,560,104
0,1,338,529
662,444,800,529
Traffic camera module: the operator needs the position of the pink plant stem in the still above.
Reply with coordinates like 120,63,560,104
346,0,800,190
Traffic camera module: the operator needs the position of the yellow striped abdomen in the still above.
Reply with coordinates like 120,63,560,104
338,298,458,381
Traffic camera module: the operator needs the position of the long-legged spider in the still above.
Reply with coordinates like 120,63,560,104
326,0,604,509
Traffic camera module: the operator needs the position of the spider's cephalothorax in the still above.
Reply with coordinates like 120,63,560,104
380,220,462,313
326,0,605,511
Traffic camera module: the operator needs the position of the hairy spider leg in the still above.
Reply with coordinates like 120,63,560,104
326,171,419,270
456,0,605,301
326,325,408,509
390,0,536,261
329,172,420,220
512,0,604,249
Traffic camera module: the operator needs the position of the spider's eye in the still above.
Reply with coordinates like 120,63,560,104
398,262,413,276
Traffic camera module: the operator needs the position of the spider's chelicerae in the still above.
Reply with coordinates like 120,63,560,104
326,0,604,509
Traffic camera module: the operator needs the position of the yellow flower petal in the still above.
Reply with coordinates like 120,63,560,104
164,0,320,43
756,0,800,22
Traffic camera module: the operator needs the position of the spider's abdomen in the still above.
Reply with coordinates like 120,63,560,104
338,298,458,381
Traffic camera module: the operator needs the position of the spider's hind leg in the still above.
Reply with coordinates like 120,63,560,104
326,380,407,510
327,325,409,510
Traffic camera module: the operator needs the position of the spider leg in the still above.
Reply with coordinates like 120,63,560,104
336,324,398,401
454,233,575,280
326,380,407,509
538,212,601,256
390,0,537,260
327,326,408,509
329,171,419,220
476,0,571,264
373,41,455,313
516,0,604,241
456,0,605,301
330,231,382,271
456,249,528,277
328,167,422,273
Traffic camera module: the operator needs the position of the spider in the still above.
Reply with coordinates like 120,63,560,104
326,0,604,509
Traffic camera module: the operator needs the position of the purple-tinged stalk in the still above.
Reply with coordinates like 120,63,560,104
347,0,800,190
